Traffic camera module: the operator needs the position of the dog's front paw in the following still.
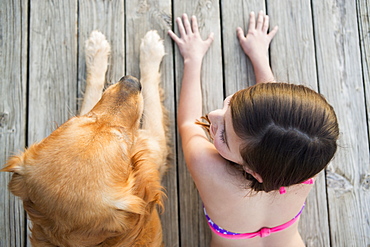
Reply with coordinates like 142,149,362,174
85,31,111,82
140,30,165,74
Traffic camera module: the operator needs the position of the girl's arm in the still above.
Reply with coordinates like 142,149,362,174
237,11,278,84
168,14,214,146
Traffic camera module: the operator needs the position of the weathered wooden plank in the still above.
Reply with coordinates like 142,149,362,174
357,0,370,149
78,0,125,112
124,1,178,246
267,1,331,246
312,0,370,245
0,1,28,246
357,6,370,243
173,0,223,246
28,0,78,142
221,0,265,93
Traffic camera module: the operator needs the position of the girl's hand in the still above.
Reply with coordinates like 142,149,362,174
237,11,278,62
168,14,214,63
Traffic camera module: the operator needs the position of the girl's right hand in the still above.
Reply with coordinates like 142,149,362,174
237,11,278,62
168,14,214,63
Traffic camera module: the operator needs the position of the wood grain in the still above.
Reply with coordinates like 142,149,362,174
0,0,28,246
357,0,370,157
312,0,370,245
28,0,78,142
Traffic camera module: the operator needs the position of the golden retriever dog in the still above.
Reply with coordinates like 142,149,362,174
2,30,168,246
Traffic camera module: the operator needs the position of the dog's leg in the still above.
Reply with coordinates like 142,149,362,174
140,31,167,173
80,31,111,116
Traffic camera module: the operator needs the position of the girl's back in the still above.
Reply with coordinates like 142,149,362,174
198,156,312,246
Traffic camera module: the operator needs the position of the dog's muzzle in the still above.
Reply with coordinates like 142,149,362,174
118,75,142,92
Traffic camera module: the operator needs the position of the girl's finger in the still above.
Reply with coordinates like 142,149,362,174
177,17,186,38
191,15,199,34
268,25,279,40
256,11,264,30
168,29,181,43
236,27,245,41
205,32,215,46
248,11,256,31
182,14,192,34
262,15,269,33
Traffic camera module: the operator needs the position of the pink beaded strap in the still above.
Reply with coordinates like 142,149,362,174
279,178,315,194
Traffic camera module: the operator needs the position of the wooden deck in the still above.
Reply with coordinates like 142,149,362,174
1,0,369,246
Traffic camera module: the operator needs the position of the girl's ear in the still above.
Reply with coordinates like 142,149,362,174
243,167,263,183
251,171,263,183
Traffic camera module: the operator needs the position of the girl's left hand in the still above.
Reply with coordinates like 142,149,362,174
237,11,278,62
168,14,214,63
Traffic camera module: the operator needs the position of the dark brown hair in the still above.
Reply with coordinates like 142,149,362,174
228,83,339,192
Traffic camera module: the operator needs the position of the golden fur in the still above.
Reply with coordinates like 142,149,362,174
2,31,168,246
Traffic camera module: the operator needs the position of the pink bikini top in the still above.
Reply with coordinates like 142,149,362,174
204,178,315,239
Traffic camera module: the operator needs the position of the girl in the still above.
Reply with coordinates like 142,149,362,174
168,11,339,247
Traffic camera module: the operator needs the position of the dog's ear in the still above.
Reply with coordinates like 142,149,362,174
1,151,29,199
2,142,40,175
1,153,25,174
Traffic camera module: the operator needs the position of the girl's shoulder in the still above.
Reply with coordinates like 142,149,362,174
182,136,244,191
184,139,227,177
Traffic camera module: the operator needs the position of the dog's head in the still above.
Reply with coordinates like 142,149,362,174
2,76,164,246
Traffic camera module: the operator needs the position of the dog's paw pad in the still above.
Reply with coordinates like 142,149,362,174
85,31,111,77
140,30,165,65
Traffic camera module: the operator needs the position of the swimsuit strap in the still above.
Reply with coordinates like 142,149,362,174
204,203,305,239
